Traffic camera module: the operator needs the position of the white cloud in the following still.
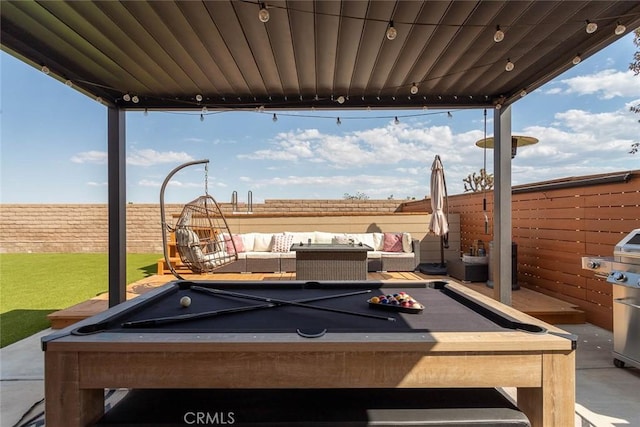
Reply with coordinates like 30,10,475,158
241,173,424,199
86,181,107,186
551,69,640,99
71,151,107,164
138,179,214,188
238,121,463,169
70,149,194,166
127,149,194,166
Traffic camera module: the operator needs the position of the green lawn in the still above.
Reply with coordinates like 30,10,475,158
0,253,161,348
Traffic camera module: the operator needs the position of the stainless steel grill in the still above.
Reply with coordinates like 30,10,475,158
582,229,640,369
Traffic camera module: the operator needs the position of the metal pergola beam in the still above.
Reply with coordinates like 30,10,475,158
107,107,126,307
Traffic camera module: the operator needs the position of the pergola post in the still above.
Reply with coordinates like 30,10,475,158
493,105,513,305
107,107,126,307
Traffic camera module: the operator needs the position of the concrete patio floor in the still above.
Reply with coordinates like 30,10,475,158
2,323,638,426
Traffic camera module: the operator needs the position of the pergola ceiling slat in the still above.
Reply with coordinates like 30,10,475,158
233,1,284,97
314,1,341,97
333,0,369,97
288,0,317,97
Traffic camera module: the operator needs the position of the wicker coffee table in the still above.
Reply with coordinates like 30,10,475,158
291,243,372,280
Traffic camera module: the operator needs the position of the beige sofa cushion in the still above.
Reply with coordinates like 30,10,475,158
253,233,274,252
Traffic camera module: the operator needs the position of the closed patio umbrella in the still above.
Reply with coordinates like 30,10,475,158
420,155,449,275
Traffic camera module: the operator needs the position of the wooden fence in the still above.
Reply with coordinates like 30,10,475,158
402,170,640,330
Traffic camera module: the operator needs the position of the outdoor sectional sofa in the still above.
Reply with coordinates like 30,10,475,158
211,231,420,273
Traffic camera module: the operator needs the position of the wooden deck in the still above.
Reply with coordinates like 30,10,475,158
47,272,586,329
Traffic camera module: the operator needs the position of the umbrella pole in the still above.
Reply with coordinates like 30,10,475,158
440,236,445,267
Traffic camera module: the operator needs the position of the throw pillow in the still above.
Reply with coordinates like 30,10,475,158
224,234,245,255
383,232,403,252
332,234,351,244
272,233,294,253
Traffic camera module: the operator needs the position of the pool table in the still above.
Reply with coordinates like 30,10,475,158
42,280,576,427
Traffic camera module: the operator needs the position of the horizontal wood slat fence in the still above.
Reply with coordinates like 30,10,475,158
402,170,640,330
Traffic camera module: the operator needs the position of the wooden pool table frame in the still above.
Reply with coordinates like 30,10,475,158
42,281,575,427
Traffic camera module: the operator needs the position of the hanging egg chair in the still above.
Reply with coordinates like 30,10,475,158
160,159,237,279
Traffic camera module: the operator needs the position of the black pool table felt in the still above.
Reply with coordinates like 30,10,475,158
73,281,543,336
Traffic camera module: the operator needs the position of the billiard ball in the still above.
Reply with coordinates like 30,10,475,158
180,296,191,307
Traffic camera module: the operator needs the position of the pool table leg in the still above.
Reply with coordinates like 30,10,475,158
45,352,104,427
517,351,576,427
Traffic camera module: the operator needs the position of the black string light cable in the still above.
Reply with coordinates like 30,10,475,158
237,0,639,33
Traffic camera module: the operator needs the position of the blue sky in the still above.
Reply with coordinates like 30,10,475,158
1,33,639,205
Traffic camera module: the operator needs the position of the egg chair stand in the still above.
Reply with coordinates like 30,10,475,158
160,159,237,279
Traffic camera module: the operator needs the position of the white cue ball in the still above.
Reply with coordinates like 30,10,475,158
180,296,191,307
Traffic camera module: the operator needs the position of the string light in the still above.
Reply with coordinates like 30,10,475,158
195,94,203,102
572,54,581,65
493,25,504,43
410,83,419,95
272,113,278,122
336,117,341,126
202,106,208,114
258,3,270,23
520,89,527,97
123,93,131,101
447,111,452,118
505,59,514,72
585,20,597,34
614,22,626,35
394,116,400,125
65,80,73,87
200,113,204,122
144,108,149,116
337,95,345,104
386,20,397,40
41,65,50,74
131,95,139,103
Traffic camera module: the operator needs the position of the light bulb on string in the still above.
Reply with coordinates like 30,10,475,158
41,65,50,74
336,117,341,126
202,106,208,114
394,116,400,125
615,22,626,35
65,80,73,87
337,95,345,104
493,26,504,42
144,108,149,116
447,111,452,118
123,93,131,102
585,20,597,34
258,3,270,23
195,94,203,102
505,59,514,72
410,83,419,95
572,54,581,65
272,113,278,122
386,21,397,40
200,113,204,122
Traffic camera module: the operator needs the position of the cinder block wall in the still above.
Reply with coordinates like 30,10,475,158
0,200,460,264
